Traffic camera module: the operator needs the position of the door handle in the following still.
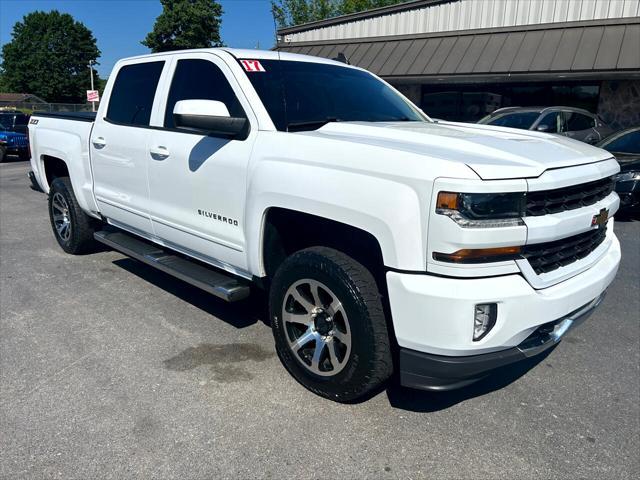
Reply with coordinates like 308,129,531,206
92,137,106,148
150,146,170,159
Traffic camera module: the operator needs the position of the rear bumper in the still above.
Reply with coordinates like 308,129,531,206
399,293,605,391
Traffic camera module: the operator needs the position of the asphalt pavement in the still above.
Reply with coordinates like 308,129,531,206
1,161,638,479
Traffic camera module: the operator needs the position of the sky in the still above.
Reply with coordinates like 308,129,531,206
0,0,278,77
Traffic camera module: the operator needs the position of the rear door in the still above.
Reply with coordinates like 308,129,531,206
90,59,168,235
146,53,258,274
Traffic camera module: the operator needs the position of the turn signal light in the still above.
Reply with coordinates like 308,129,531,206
433,246,522,264
436,191,459,210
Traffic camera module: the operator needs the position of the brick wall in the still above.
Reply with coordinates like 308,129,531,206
598,80,640,130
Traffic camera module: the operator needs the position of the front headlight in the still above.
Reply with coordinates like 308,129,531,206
615,171,640,182
436,191,526,228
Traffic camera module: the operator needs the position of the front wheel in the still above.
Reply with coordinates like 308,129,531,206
48,177,97,254
270,247,393,402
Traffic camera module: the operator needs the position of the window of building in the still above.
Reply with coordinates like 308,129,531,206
420,82,600,122
106,61,165,126
164,59,245,128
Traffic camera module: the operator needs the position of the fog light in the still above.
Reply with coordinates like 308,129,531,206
474,303,497,341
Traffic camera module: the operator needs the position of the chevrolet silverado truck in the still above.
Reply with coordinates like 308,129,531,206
28,49,621,402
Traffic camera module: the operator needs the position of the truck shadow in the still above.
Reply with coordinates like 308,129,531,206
112,257,267,330
111,255,553,411
384,348,555,412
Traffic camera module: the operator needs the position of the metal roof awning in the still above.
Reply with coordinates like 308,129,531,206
278,18,640,83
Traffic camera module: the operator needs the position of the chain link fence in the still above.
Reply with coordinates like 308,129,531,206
0,101,96,113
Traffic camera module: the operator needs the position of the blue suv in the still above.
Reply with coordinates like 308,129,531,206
0,111,30,162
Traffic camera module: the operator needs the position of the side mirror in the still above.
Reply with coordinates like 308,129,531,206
173,99,248,139
536,124,551,132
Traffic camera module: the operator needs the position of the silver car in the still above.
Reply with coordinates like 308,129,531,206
478,106,613,144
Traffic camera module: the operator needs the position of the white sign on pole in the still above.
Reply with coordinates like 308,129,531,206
87,90,100,102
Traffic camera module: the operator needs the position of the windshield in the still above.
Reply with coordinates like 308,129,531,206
481,111,541,130
600,129,640,155
240,59,426,131
14,114,28,126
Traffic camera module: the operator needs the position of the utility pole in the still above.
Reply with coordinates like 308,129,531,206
88,60,95,112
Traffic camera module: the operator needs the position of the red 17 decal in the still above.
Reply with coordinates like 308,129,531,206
240,60,266,72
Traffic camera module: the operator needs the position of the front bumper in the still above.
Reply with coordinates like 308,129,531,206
387,232,620,390
399,293,605,391
615,180,640,212
3,144,28,155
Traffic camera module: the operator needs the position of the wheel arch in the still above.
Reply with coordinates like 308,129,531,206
41,154,70,190
259,207,387,286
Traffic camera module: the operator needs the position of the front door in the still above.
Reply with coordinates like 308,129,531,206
91,59,167,235
562,111,600,144
146,54,257,275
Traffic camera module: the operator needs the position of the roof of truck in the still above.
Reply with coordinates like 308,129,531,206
117,48,350,68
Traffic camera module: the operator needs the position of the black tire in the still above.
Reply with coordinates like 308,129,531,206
48,177,97,254
270,247,393,402
0,146,6,163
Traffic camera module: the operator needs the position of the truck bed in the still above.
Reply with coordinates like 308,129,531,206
32,111,96,122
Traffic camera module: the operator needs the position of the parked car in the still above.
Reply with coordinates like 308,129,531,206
598,126,640,215
0,111,30,162
478,106,613,144
28,49,620,402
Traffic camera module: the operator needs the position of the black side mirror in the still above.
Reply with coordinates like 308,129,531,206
536,124,551,132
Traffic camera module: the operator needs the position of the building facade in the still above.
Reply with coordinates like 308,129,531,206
277,0,640,128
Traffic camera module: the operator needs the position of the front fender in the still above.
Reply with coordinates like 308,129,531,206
245,157,429,276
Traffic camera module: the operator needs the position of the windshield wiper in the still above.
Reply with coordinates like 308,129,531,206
287,117,341,132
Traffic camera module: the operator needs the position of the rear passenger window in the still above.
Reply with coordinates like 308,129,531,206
106,61,164,126
164,59,245,128
564,112,595,131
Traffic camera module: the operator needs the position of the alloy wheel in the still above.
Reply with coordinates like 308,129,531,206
282,279,352,376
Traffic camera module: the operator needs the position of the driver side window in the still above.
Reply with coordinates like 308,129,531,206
538,112,565,133
164,59,245,129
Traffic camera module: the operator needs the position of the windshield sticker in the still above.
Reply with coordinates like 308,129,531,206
240,59,266,72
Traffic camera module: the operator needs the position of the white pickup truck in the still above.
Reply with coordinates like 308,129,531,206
29,49,621,402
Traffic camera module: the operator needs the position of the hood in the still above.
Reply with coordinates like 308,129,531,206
612,152,640,168
300,121,612,180
616,154,640,172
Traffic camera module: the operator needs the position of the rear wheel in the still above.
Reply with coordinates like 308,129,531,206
0,146,6,163
48,177,97,254
270,247,392,402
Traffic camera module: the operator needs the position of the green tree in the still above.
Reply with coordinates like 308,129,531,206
272,0,406,28
339,0,404,15
143,0,224,52
0,10,100,103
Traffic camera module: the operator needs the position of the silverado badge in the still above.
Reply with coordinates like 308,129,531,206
591,208,609,228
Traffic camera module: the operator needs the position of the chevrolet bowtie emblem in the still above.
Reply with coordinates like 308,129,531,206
591,208,609,228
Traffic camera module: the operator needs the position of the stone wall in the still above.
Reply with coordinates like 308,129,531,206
598,80,640,130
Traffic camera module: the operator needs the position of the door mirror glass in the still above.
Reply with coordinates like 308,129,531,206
536,124,551,132
173,99,247,138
